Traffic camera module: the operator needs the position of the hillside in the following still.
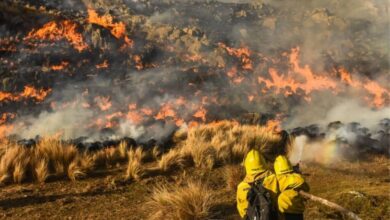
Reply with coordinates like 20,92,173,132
0,122,388,219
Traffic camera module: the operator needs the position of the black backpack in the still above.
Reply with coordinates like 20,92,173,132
245,179,273,220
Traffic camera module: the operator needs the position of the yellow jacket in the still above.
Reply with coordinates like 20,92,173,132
236,170,279,218
276,173,309,214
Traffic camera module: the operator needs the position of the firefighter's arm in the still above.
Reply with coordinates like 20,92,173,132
237,181,250,218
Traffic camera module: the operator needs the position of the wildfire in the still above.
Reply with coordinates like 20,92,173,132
51,61,69,71
219,43,253,70
265,119,282,132
155,103,177,120
258,47,338,98
133,55,143,70
363,81,389,107
0,86,51,102
94,96,112,111
193,106,207,122
96,60,109,69
87,9,133,47
338,67,389,108
25,20,88,52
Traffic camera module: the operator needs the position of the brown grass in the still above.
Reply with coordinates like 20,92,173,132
34,158,49,183
157,148,186,172
147,181,216,220
0,138,93,184
0,121,282,185
223,165,245,191
157,121,281,172
125,148,145,181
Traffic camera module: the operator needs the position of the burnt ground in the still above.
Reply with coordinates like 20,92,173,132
0,156,389,220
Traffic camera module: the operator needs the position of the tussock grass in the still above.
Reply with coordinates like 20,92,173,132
92,143,129,168
147,181,216,220
125,148,145,181
223,165,245,191
158,148,186,172
0,138,92,184
156,120,281,172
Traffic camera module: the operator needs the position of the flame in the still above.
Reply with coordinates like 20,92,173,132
141,107,153,116
363,81,389,107
155,103,177,120
133,55,143,70
0,86,51,102
26,20,87,52
258,47,338,98
51,61,69,71
339,67,361,88
94,96,112,111
126,111,143,124
96,60,109,69
265,119,281,132
219,43,253,70
338,67,389,107
175,97,187,106
0,124,14,139
0,113,15,139
87,9,133,47
193,106,207,122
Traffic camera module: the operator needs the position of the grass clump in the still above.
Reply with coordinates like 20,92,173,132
147,181,216,220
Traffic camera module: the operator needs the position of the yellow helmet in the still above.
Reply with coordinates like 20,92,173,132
274,155,293,175
244,149,267,176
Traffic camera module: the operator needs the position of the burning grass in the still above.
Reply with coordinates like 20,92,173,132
147,180,216,220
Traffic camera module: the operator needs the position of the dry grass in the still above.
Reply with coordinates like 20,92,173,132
0,138,93,184
125,148,145,181
157,121,281,172
0,121,282,184
34,158,49,183
92,144,129,169
157,148,186,172
223,165,245,191
147,181,216,220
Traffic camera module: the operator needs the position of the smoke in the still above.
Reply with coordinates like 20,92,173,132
289,135,344,165
285,97,390,129
0,0,389,146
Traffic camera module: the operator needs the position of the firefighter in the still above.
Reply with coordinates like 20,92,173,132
236,149,279,219
274,155,309,220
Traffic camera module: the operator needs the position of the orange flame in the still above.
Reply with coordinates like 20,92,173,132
338,67,389,107
133,55,143,70
87,9,133,47
126,111,143,124
96,60,109,69
51,61,69,71
94,96,112,111
363,81,389,107
219,43,253,70
26,20,88,52
265,119,281,132
258,47,338,98
193,106,207,122
155,103,176,120
141,107,153,116
0,86,51,102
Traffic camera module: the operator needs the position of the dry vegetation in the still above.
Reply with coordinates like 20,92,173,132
157,121,281,173
0,121,387,219
147,180,216,220
0,138,130,184
0,139,89,184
